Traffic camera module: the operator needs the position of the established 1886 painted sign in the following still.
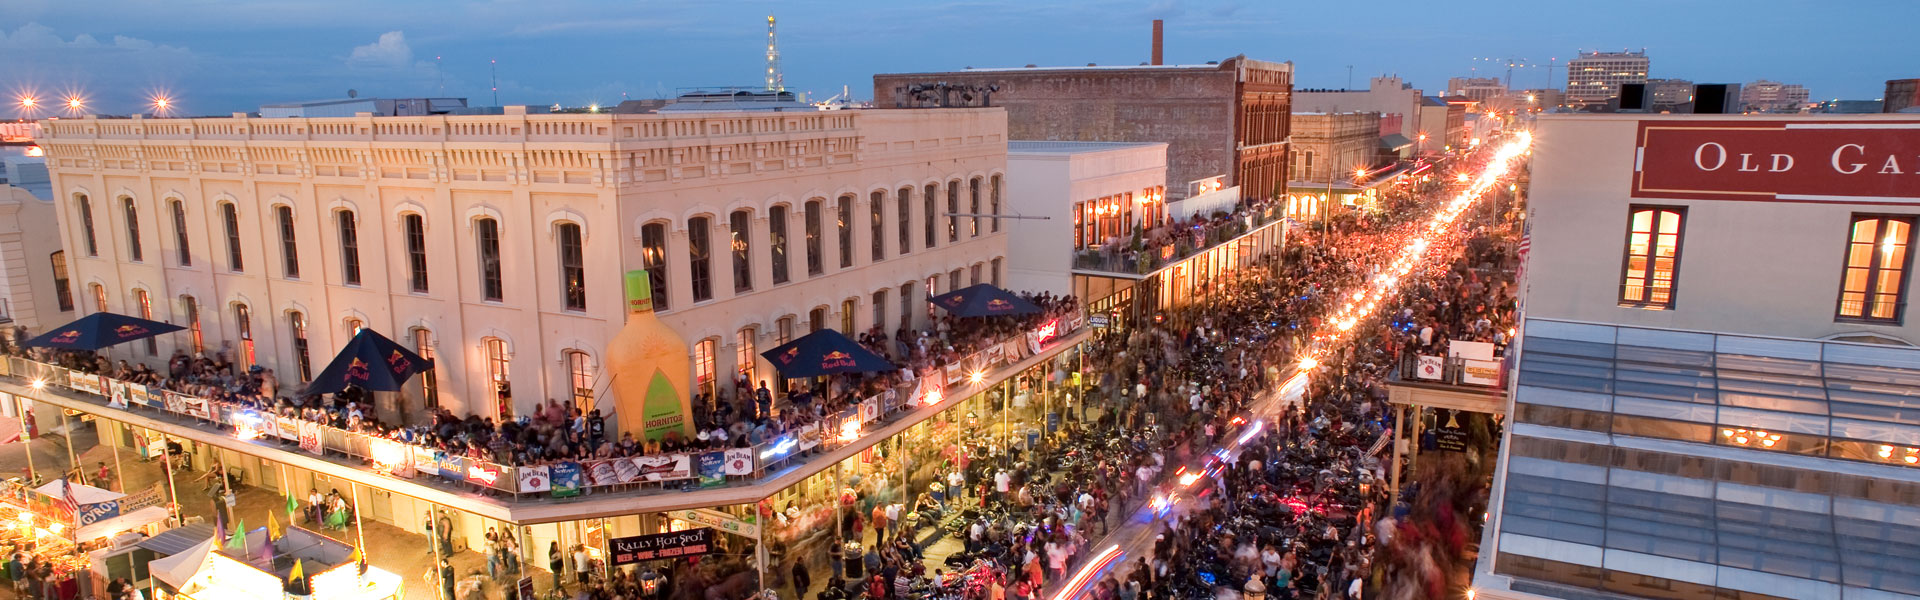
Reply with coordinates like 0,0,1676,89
1633,120,1920,205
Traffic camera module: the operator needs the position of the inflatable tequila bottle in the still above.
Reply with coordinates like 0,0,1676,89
605,271,695,442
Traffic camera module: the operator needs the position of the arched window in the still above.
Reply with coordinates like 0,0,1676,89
897,187,913,255
693,338,717,400
923,184,938,249
727,211,752,293
220,202,243,272
234,302,254,372
133,289,156,355
557,222,586,310
841,298,856,334
991,257,1003,287
412,328,439,407
566,350,594,412
947,180,960,243
76,194,98,257
969,177,982,237
337,210,361,285
48,252,72,312
768,206,790,285
808,306,827,333
990,175,1003,233
170,200,191,266
485,338,511,418
971,263,982,286
803,200,823,276
275,206,300,278
687,216,713,301
734,328,757,388
640,222,670,310
180,295,203,353
122,197,143,262
475,217,503,301
89,283,107,313
871,191,886,262
404,214,428,292
836,195,854,269
345,318,364,336
289,311,312,382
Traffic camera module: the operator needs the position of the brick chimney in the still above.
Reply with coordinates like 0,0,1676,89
1151,20,1164,65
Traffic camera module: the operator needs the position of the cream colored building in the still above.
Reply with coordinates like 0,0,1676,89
36,107,1010,424
1003,141,1167,297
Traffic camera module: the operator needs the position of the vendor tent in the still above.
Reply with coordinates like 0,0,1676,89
148,537,215,590
73,505,169,541
33,479,126,505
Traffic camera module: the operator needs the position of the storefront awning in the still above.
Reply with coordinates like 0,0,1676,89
1381,134,1414,151
74,506,168,541
138,523,217,556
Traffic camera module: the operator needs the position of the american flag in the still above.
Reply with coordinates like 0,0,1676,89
55,478,80,520
1515,219,1532,286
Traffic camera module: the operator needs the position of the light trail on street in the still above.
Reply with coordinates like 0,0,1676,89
1050,131,1533,600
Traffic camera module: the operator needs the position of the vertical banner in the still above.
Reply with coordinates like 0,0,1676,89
1416,356,1444,381
722,448,754,476
587,460,620,486
697,452,726,488
550,462,583,498
517,465,551,493
298,421,324,455
278,417,302,442
107,381,130,409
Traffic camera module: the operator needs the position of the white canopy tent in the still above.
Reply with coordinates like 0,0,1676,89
147,537,214,591
33,479,126,506
72,506,169,541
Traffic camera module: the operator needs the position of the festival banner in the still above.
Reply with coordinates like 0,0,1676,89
722,448,754,476
609,528,713,565
587,460,620,486
298,421,324,455
413,447,442,477
435,453,463,481
1460,359,1502,386
78,499,121,526
796,425,821,451
1415,356,1444,381
128,383,156,409
1004,339,1026,362
517,465,551,493
257,414,280,440
944,362,964,386
182,396,211,420
668,508,758,539
278,417,302,442
69,371,101,395
107,381,130,409
697,452,726,488
163,391,184,414
613,458,641,483
120,483,167,512
861,397,880,424
633,454,692,481
985,344,1005,366
550,462,584,498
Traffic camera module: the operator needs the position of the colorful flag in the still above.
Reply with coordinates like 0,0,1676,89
285,493,298,518
267,511,283,541
286,558,307,594
226,519,246,549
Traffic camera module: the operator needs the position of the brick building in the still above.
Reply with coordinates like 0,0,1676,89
873,55,1293,201
1885,78,1919,113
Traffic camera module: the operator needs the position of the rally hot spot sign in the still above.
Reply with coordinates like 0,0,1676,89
610,528,714,565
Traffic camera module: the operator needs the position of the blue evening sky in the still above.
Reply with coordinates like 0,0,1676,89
1,0,1908,116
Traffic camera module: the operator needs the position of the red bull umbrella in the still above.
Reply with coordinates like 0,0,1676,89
304,328,434,395
759,329,895,377
927,283,1041,318
23,312,185,351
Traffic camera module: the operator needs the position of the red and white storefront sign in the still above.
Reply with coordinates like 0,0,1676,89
1633,120,1920,205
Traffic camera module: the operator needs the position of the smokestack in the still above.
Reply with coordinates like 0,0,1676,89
1151,20,1164,65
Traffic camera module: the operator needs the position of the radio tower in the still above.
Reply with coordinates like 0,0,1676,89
765,15,783,92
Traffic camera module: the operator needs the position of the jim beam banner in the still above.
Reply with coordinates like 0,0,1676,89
1415,356,1444,381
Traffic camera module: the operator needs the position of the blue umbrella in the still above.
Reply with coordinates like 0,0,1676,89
760,329,895,377
22,312,185,351
928,284,1041,318
304,329,433,395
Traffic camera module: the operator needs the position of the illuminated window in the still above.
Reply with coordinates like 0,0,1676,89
558,222,586,309
234,303,254,372
841,299,856,335
405,214,429,292
76,194,98,257
1618,206,1684,309
475,217,503,301
134,289,155,355
289,311,311,382
90,283,107,313
694,338,717,399
641,222,670,309
122,197,142,262
688,216,713,301
49,252,72,312
181,295,203,353
728,211,752,294
837,195,853,269
769,206,790,285
567,350,594,412
1838,215,1915,322
345,318,363,336
412,328,438,407
734,328,756,387
276,206,300,278
485,338,511,418
170,200,191,266
220,203,243,272
337,210,361,285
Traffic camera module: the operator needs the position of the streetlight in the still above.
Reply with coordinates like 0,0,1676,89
152,96,172,115
64,95,84,115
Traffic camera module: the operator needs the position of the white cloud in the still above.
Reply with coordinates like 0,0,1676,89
348,31,413,68
0,22,186,52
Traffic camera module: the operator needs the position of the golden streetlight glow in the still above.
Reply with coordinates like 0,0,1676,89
1354,167,1368,179
65,96,83,110
18,96,35,109
28,379,45,390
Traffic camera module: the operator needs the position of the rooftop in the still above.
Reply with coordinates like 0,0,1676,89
1007,140,1165,155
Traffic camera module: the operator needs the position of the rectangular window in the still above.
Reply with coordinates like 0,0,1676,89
991,175,1002,233
568,351,593,411
290,312,312,382
841,299,856,335
688,216,713,301
949,269,962,292
734,329,756,387
969,178,981,237
134,289,155,355
871,191,885,262
971,264,982,286
77,195,98,257
1839,215,1915,322
234,303,254,372
486,338,511,419
694,338,717,400
641,223,670,310
898,187,913,255
221,203,243,272
49,252,72,312
992,257,1003,287
276,206,300,278
182,295,203,353
171,200,191,266
837,195,854,269
476,218,503,301
924,184,938,249
804,201,823,276
92,284,106,313
405,214,429,292
1618,206,1685,309
947,182,960,242
899,283,914,331
729,211,753,293
872,290,887,333
123,198,143,262
769,206,790,285
1073,202,1085,249
558,223,586,310
337,211,361,285
413,329,439,407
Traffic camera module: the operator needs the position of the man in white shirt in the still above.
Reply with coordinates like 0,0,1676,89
994,470,1011,502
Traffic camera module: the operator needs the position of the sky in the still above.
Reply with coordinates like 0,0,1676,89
1,0,1911,116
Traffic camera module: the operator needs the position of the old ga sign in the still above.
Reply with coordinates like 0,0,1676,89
1632,120,1920,205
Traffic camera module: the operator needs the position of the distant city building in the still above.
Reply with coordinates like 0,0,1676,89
656,89,816,113
1812,99,1885,114
1421,96,1468,151
874,55,1295,201
1884,78,1920,113
1646,78,1695,111
1741,79,1810,112
1296,76,1440,153
1565,50,1649,107
1287,112,1381,184
1446,77,1507,102
258,97,470,118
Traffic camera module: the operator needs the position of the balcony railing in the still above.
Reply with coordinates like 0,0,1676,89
1395,352,1507,390
1072,204,1282,275
0,315,1086,499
